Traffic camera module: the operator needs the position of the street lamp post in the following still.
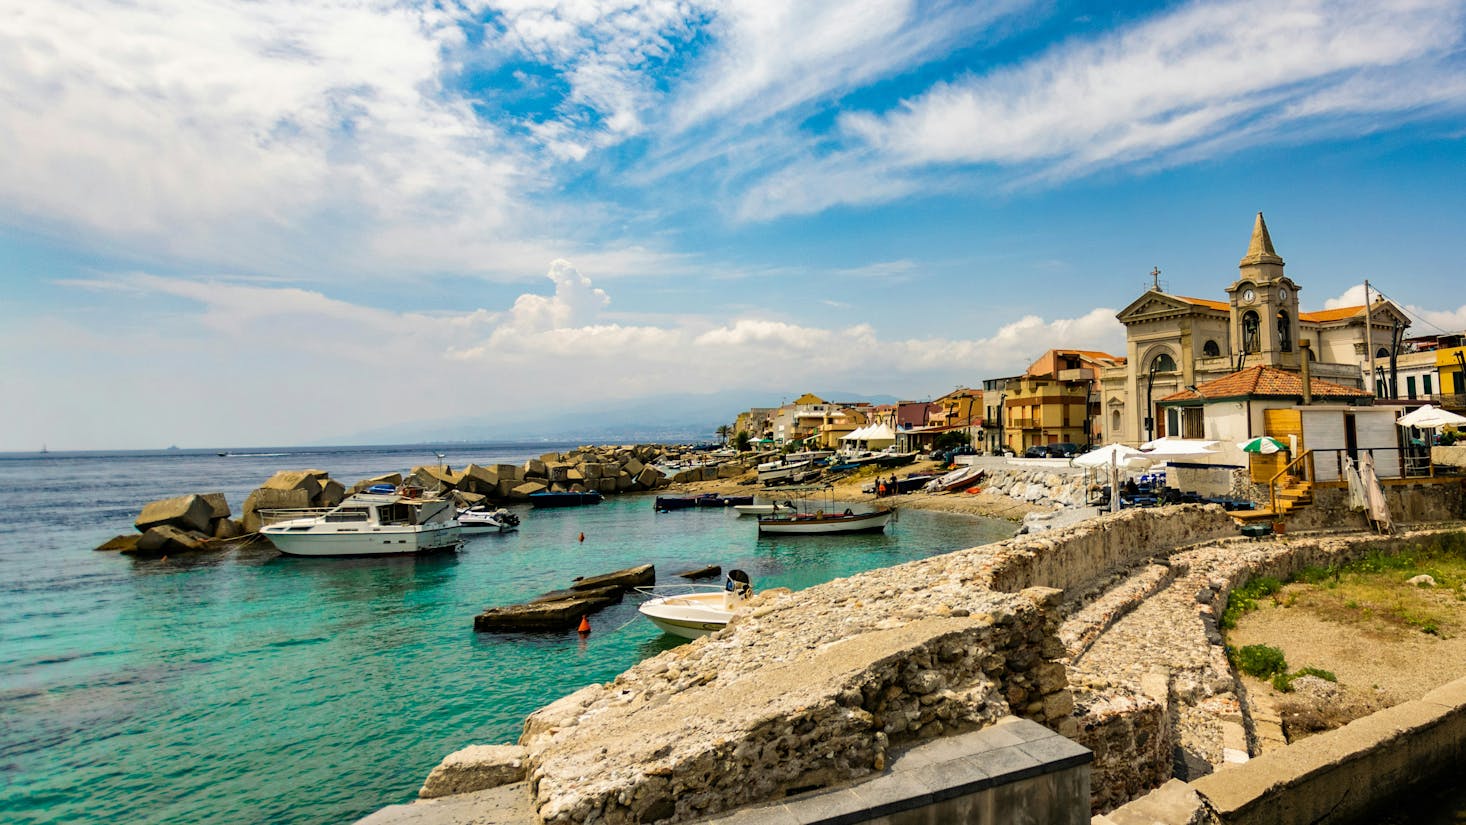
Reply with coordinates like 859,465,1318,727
1145,357,1162,442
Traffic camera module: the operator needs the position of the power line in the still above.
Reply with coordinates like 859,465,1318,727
1365,283,1456,336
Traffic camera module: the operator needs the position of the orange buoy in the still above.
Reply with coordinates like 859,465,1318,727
578,532,585,542
577,616,591,634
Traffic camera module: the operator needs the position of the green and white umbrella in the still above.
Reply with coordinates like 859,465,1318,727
1238,436,1287,454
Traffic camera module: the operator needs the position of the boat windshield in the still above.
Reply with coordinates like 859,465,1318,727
324,508,370,523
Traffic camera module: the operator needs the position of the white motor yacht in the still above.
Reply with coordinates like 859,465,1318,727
457,506,520,533
259,489,462,557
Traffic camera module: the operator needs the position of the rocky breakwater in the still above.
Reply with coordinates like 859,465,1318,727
383,445,742,507
95,492,247,557
978,463,1092,509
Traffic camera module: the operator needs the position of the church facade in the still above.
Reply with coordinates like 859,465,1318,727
1099,213,1410,445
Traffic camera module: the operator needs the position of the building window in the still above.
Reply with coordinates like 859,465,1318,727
1152,353,1177,372
1202,339,1220,357
1407,376,1417,399
1424,374,1433,395
1242,311,1261,353
1112,409,1121,432
1277,310,1292,352
1376,347,1390,360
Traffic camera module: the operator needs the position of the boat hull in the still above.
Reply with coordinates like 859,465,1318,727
756,509,893,535
637,592,735,639
263,523,462,556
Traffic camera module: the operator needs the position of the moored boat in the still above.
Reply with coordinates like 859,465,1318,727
756,458,815,486
259,490,462,557
731,501,796,516
529,490,604,508
457,506,521,533
756,507,894,535
636,570,754,639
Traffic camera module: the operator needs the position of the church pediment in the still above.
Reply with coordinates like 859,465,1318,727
1117,290,1228,325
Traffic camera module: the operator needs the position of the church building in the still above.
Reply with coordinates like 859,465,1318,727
1099,213,1410,445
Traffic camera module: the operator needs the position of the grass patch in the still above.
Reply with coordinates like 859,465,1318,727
1229,643,1287,678
1222,576,1284,629
1229,537,1466,639
1272,666,1338,693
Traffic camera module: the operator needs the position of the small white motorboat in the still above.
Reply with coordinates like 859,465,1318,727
756,458,815,485
259,487,462,557
731,501,796,517
457,506,520,533
637,571,754,639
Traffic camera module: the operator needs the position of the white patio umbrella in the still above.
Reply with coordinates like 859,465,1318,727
1396,405,1466,429
1140,436,1222,457
1073,444,1154,513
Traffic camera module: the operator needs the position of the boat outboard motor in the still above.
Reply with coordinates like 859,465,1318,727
723,569,754,608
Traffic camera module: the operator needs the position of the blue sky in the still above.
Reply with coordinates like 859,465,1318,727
3,0,1465,450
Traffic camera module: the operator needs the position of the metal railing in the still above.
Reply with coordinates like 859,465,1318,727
1307,447,1433,481
1266,450,1315,517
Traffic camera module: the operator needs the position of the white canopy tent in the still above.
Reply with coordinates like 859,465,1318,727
840,423,896,451
1395,404,1466,477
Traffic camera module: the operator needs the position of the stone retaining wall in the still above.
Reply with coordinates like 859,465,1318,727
1097,675,1466,825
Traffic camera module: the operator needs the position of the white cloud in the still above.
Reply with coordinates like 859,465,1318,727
6,261,1124,448
744,0,1466,218
1322,285,1466,335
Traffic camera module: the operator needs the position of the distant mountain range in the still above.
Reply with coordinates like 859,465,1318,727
321,390,902,446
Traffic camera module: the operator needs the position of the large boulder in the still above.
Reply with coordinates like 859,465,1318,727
460,464,499,495
241,487,312,533
212,518,246,540
95,534,140,553
198,492,231,519
635,466,664,489
129,524,210,556
510,481,548,500
135,494,214,534
316,478,346,507
260,470,326,499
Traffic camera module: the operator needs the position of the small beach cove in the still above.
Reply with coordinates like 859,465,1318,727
0,445,1023,825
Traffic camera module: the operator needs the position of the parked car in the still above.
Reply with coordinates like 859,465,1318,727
1046,442,1080,458
1023,445,1048,458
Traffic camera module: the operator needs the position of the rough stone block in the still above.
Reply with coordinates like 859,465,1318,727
511,481,547,500
131,524,209,556
623,457,645,476
635,466,663,488
95,534,140,553
524,459,547,478
418,745,529,799
315,479,345,507
212,518,245,540
261,470,325,498
198,492,231,519
241,487,312,533
135,494,214,534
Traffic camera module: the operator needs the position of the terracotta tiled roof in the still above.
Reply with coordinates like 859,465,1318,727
1299,305,1364,323
1172,295,1230,312
1158,365,1372,403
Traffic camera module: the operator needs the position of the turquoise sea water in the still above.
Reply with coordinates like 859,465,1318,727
0,445,1015,825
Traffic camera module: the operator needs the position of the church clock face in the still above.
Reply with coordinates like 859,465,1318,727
1242,288,1256,303
1278,287,1288,301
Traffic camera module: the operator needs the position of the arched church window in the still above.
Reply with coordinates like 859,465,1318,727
1112,409,1121,432
1202,340,1220,357
1152,353,1177,372
1277,310,1292,352
1242,311,1261,353
1376,347,1389,359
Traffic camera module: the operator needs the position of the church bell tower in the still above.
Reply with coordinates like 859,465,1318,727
1225,212,1301,369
